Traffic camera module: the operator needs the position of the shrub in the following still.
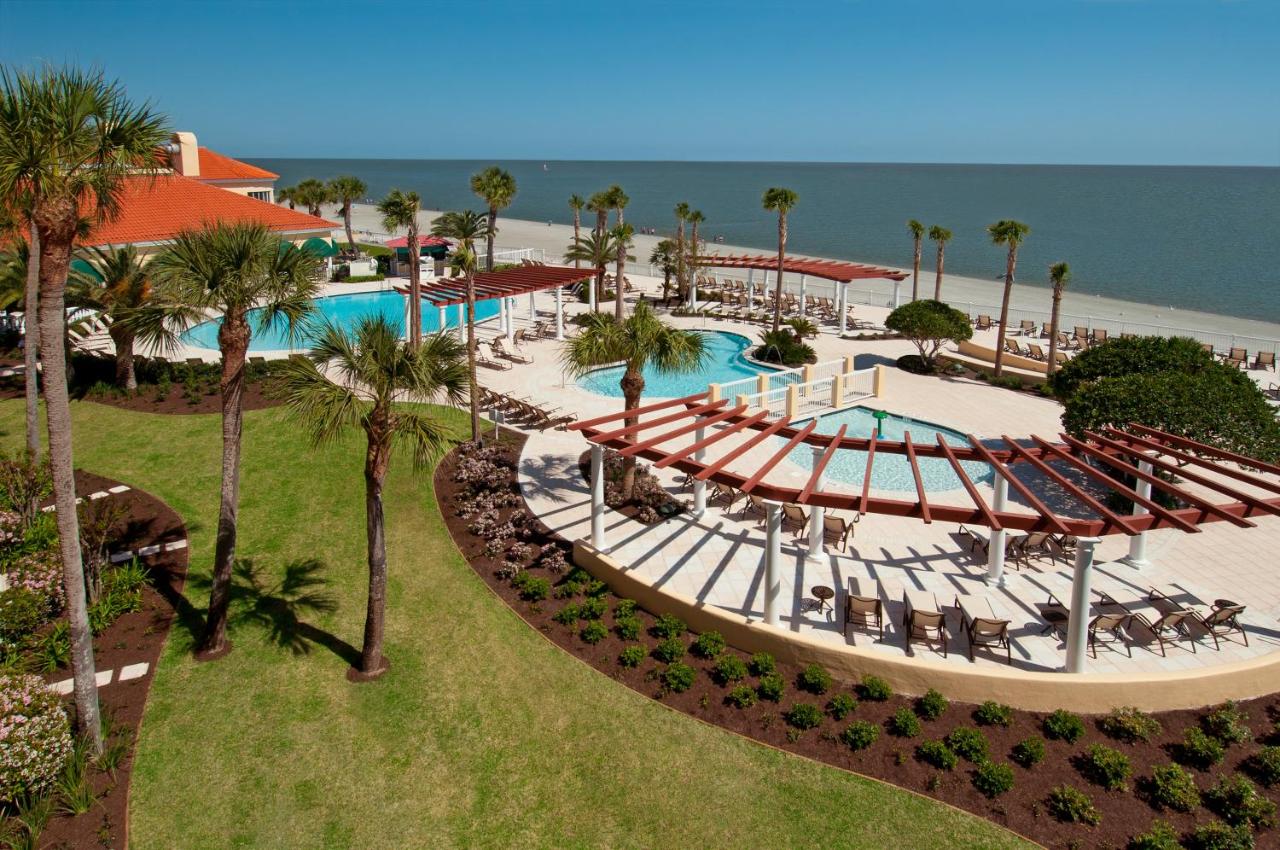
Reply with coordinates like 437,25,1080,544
614,614,642,641
511,573,549,602
618,645,647,668
827,693,858,721
916,688,948,721
1202,702,1253,747
1188,821,1254,850
785,703,824,731
651,613,686,639
579,620,608,645
1044,708,1087,743
973,761,1015,798
552,603,580,626
748,652,776,677
1128,820,1186,850
614,598,638,618
797,663,833,695
712,654,748,685
757,673,785,702
661,662,696,693
1100,706,1163,744
652,636,686,663
0,673,73,803
946,727,989,762
841,721,879,751
725,685,757,709
1245,745,1280,787
859,675,892,701
1144,763,1200,813
888,708,922,738
755,329,816,367
691,631,726,659
884,300,973,368
1178,728,1226,770
1046,785,1102,825
0,588,48,649
974,700,1013,727
916,740,957,770
578,596,607,620
1011,736,1046,768
1081,744,1132,791
1202,775,1276,829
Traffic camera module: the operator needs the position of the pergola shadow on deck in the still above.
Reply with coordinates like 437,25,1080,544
569,392,1280,674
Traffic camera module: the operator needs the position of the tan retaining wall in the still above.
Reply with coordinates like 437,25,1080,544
574,541,1280,714
954,340,1049,382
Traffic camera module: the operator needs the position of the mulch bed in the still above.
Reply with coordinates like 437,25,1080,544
436,433,1280,850
0,371,281,414
30,470,189,850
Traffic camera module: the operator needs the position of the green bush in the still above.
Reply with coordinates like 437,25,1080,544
579,620,608,644
888,708,922,738
754,329,816,367
712,654,749,685
973,761,1015,798
757,672,785,702
552,603,581,625
690,630,726,659
784,703,824,731
652,636,686,663
1100,706,1163,744
1245,745,1280,787
748,652,776,677
578,596,607,620
841,721,879,751
1202,775,1276,829
614,598,638,618
651,613,686,639
796,663,833,695
0,588,48,648
661,662,696,693
1202,702,1253,746
614,614,642,641
1188,820,1254,850
973,700,1013,727
618,644,647,668
916,688,948,721
725,685,757,709
1178,728,1226,770
1144,763,1200,812
0,673,73,803
884,300,973,368
512,573,549,601
946,727,989,762
1051,334,1216,399
859,675,892,701
1128,820,1186,850
1011,736,1046,769
827,693,858,721
1046,785,1102,825
1044,708,1087,743
1081,744,1132,791
916,740,957,770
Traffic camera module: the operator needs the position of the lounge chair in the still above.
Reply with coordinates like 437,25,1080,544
1003,336,1024,356
512,328,532,347
1088,612,1131,658
1012,531,1059,565
1223,347,1247,369
476,343,512,371
1253,351,1276,371
527,406,574,431
781,502,809,536
1018,319,1036,336
906,610,948,657
1130,606,1198,656
1090,328,1108,346
740,492,767,523
1057,331,1079,351
492,338,531,364
960,607,1011,664
709,481,740,509
974,315,992,331
1192,600,1249,649
1025,343,1047,361
844,581,884,641
1073,326,1090,347
822,513,857,552
1052,351,1070,366
1201,342,1216,355
1266,383,1280,401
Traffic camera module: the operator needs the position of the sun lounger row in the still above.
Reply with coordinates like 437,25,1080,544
474,386,573,431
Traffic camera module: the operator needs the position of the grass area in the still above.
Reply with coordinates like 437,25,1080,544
0,400,1031,850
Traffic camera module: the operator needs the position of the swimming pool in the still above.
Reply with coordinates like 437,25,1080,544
577,330,772,398
785,406,993,494
180,290,501,352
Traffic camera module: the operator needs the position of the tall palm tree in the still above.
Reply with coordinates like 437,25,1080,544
611,223,635,319
928,225,952,301
762,187,798,332
567,194,585,268
560,301,705,498
377,190,422,348
607,184,629,226
673,202,690,301
649,239,678,298
588,190,610,237
152,222,321,660
68,245,167,389
907,219,924,301
987,219,1031,377
686,209,705,306
430,209,488,443
564,229,618,313
327,175,367,251
279,317,466,679
1046,261,1071,377
278,186,296,210
0,65,168,751
470,166,517,272
292,178,330,217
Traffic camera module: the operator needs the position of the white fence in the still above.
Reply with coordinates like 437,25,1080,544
724,365,880,422
714,357,848,401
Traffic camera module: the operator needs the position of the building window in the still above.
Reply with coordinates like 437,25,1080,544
249,190,273,203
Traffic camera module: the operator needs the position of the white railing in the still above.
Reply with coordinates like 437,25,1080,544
491,247,545,265
734,386,790,421
730,365,879,422
842,368,876,405
715,356,846,400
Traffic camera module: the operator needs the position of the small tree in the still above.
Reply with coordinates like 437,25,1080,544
649,239,678,297
885,299,972,369
1050,335,1213,400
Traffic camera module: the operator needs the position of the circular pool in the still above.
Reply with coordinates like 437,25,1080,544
577,330,771,398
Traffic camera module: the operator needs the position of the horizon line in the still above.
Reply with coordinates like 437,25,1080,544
240,156,1280,169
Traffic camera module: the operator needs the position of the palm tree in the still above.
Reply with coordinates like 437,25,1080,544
68,245,167,390
987,219,1031,377
607,184,629,226
567,194,585,268
327,175,367,251
649,239,678,298
560,301,705,498
470,166,517,272
430,209,488,443
292,178,330,217
377,190,422,348
0,65,169,751
928,225,952,301
611,223,636,319
673,202,690,301
278,186,296,210
907,219,924,301
564,230,618,313
0,236,40,456
588,190,610,237
152,222,321,660
279,317,466,679
762,187,798,332
686,209,705,306
1046,261,1071,377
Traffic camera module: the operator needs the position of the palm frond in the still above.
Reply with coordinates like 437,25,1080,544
390,408,455,470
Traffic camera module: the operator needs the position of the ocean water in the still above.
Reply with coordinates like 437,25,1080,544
249,159,1280,323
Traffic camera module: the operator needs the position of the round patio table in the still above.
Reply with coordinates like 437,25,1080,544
812,585,835,615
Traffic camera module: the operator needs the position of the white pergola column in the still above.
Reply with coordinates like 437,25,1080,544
590,444,607,552
505,297,515,342
588,279,597,312
892,279,902,309
806,446,826,563
528,291,536,322
554,287,564,340
497,294,507,335
1122,459,1155,569
746,268,755,309
438,305,446,334
692,427,707,518
799,275,807,317
763,500,783,626
689,274,698,311
456,302,465,340
986,475,1009,586
403,295,412,342
1064,536,1103,673
839,282,848,335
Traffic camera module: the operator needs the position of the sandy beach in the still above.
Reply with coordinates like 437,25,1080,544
324,202,1280,347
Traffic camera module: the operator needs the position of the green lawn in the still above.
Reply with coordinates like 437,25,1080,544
0,400,1031,850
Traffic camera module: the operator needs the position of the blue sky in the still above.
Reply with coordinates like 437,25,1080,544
2,0,1277,165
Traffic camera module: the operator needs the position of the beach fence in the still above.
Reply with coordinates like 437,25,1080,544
710,358,882,422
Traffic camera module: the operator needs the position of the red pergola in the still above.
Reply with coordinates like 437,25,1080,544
699,253,908,282
399,265,596,308
384,235,451,250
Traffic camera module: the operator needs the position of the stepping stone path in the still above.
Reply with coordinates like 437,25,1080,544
41,484,131,512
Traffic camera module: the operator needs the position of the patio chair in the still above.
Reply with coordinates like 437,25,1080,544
1088,612,1131,658
1018,319,1036,336
843,586,884,641
962,612,1011,664
1253,350,1276,370
1224,347,1247,369
476,343,512,371
822,513,857,552
1057,331,1079,351
1053,350,1070,367
709,481,740,510
740,492,767,523
1130,607,1198,656
1266,383,1280,401
1201,342,1216,355
1091,328,1108,345
1193,601,1249,650
249,356,267,366
1003,336,1024,356
1012,531,1058,565
1025,343,1047,361
781,502,809,536
492,338,532,364
1073,326,1090,347
974,314,992,331
1040,322,1053,338
906,609,948,657
527,406,574,431
513,328,533,347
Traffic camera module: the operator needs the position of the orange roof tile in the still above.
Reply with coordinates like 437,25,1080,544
81,173,336,247
194,147,278,181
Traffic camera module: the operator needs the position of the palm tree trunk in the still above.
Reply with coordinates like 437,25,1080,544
619,367,644,500
992,247,1017,378
355,420,391,679
342,203,356,254
689,221,699,304
24,222,40,459
407,224,420,350
109,325,136,391
595,264,605,313
772,214,787,333
466,271,481,443
34,209,102,753
572,211,581,269
614,247,626,320
934,243,945,301
1047,290,1062,377
675,222,686,301
485,207,497,273
199,313,248,660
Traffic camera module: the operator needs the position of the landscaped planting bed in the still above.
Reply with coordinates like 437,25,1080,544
438,435,1280,850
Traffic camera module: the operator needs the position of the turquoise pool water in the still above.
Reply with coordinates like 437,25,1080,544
786,406,993,493
180,290,500,352
577,330,771,398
